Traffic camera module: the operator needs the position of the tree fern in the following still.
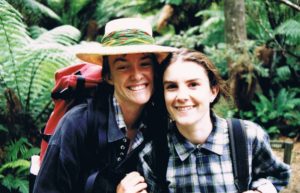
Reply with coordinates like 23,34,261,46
0,0,32,100
33,25,81,46
6,0,61,27
18,47,76,121
28,25,47,39
0,0,81,132
275,19,300,45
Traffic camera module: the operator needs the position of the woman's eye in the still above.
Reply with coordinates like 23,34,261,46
165,84,177,90
189,82,200,88
140,60,153,67
116,65,128,70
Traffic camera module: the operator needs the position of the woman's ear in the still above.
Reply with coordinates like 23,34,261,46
210,86,219,102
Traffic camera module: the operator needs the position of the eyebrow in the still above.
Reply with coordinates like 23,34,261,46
140,54,152,60
113,54,152,64
163,78,201,85
113,54,127,64
163,80,176,86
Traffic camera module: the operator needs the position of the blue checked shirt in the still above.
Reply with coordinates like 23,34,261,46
112,96,145,152
138,113,290,193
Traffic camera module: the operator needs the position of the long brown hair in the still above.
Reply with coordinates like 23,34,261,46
160,48,230,108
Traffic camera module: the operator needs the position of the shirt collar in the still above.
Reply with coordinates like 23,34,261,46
170,112,228,161
112,96,126,130
108,95,146,143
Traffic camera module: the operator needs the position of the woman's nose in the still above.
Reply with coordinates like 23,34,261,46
130,66,143,81
176,87,189,102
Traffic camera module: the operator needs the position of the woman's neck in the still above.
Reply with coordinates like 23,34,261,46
119,103,144,130
176,112,213,145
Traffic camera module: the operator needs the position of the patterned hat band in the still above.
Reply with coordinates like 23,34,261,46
101,29,155,46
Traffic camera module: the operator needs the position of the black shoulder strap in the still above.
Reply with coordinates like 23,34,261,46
227,118,249,192
85,98,108,193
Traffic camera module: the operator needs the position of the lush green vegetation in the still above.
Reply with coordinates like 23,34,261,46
0,0,299,192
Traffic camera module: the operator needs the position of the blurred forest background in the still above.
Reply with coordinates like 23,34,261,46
0,0,299,192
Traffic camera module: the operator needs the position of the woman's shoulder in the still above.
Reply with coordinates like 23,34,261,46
54,99,108,137
215,114,268,143
241,120,268,141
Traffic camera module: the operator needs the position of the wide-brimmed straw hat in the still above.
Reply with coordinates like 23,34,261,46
75,17,177,65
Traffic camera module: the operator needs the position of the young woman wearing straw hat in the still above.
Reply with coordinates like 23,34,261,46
33,17,177,193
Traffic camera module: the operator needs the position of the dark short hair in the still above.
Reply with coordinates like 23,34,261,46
160,48,230,108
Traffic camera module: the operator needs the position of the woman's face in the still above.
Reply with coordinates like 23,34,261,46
163,60,218,128
107,53,154,108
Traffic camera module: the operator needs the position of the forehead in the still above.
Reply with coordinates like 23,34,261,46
108,53,152,62
164,60,207,80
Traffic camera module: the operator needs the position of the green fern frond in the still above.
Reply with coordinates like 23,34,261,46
1,1,79,128
6,0,61,26
17,46,76,120
196,9,223,18
4,138,32,162
274,66,291,82
14,178,28,193
0,124,8,133
0,159,30,174
195,9,225,46
34,25,81,46
28,25,47,39
252,88,300,125
1,173,28,193
0,0,32,99
275,19,300,45
23,147,40,160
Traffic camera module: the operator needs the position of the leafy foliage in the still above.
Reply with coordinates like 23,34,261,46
275,19,300,45
0,138,39,193
95,0,162,29
0,0,300,192
0,0,80,135
0,1,82,191
161,0,198,6
157,3,225,49
6,0,62,28
241,89,300,137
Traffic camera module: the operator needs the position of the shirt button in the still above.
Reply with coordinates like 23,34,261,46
120,152,125,156
120,145,126,150
196,144,201,149
117,157,122,162
123,138,127,142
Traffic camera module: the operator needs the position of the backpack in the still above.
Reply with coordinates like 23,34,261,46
29,63,102,192
40,63,102,162
152,118,250,193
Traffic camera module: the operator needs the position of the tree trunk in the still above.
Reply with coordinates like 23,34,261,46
224,0,257,111
224,0,247,44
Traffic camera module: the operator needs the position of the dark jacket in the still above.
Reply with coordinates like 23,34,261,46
33,95,153,193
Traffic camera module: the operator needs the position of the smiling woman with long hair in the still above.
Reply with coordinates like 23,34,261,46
138,48,290,193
